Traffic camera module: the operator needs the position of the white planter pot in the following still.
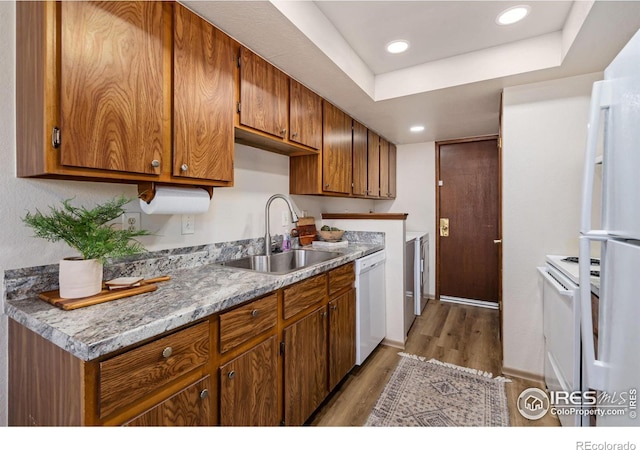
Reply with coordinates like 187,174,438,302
59,258,103,299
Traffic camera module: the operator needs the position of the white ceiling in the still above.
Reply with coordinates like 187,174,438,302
182,0,640,145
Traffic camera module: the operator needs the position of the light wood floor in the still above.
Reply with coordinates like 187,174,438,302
309,299,559,427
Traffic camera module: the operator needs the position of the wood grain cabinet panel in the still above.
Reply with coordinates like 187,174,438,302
289,79,323,150
239,47,289,139
219,336,279,426
352,120,368,197
328,263,355,296
173,4,234,182
367,130,381,198
284,306,329,426
60,1,165,175
379,137,390,199
124,376,212,426
329,289,356,391
388,143,397,199
219,293,277,353
283,273,328,320
99,321,210,418
322,102,353,194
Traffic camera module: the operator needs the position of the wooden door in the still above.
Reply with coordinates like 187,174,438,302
219,337,279,426
436,137,500,305
322,102,352,194
289,79,322,150
125,376,211,426
367,130,381,197
173,4,234,182
379,138,390,198
239,47,288,139
388,143,397,198
352,121,368,196
60,1,166,175
328,289,356,391
284,306,328,426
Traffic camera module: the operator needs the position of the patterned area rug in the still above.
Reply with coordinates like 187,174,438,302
365,353,511,426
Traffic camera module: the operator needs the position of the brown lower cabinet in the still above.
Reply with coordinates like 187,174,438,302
9,262,357,426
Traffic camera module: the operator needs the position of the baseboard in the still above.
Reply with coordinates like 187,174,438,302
501,366,544,383
382,338,405,349
440,295,499,310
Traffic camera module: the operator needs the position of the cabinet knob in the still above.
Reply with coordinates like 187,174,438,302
200,389,209,400
291,132,298,138
325,184,330,188
180,163,188,172
280,128,287,136
321,311,327,318
331,305,337,311
251,309,259,318
162,347,173,358
228,370,236,379
151,159,160,168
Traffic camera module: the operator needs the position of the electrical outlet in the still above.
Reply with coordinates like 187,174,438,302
122,212,140,233
281,210,289,226
182,214,195,235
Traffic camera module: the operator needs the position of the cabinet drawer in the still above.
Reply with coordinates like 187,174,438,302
219,293,278,353
283,274,327,320
99,321,210,419
329,263,355,296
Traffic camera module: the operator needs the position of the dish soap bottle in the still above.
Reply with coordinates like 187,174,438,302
282,230,291,251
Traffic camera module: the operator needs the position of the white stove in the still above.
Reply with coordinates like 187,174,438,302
545,255,600,294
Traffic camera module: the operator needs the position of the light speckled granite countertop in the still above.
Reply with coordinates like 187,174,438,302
5,242,383,361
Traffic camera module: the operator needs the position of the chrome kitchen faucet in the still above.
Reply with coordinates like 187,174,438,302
264,194,299,256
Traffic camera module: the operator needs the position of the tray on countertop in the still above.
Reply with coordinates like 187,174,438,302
38,276,170,311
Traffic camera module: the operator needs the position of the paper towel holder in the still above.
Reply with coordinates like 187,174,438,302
137,182,214,204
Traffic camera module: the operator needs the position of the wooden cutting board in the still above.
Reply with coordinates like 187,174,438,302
39,276,170,311
296,217,317,245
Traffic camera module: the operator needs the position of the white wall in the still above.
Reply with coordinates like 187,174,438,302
376,142,436,298
501,72,602,378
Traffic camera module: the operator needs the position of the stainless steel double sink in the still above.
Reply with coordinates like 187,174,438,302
217,249,343,275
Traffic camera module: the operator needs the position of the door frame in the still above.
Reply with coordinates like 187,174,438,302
435,135,503,314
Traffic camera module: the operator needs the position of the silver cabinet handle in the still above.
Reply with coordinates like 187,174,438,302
228,370,236,379
162,347,173,358
180,163,188,172
151,159,160,168
251,309,259,318
200,389,209,400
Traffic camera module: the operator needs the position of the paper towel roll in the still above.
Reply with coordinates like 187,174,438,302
140,186,211,215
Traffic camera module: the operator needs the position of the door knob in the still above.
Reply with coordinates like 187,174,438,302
493,239,502,244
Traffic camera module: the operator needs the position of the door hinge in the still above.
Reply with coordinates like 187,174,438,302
51,127,61,149
280,341,285,355
237,102,241,113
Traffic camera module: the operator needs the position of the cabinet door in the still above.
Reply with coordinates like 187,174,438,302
290,79,322,150
352,121,368,196
329,289,356,391
284,306,328,426
379,137,390,199
388,143,397,198
219,336,279,426
60,2,165,175
322,103,352,194
239,47,288,139
125,376,211,426
367,130,381,198
173,4,234,182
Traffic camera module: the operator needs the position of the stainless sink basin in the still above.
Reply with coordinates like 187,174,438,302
218,249,343,275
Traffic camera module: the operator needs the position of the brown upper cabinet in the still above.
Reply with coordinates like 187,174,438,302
379,137,390,199
351,121,368,197
322,102,353,195
237,47,288,140
16,2,233,187
367,130,381,198
388,143,397,198
289,79,323,151
173,4,235,183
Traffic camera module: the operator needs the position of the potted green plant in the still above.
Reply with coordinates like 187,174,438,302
22,195,151,299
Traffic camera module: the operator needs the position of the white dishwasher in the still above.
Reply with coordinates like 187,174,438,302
355,250,386,365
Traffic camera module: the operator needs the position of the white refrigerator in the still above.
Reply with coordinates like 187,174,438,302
580,28,640,426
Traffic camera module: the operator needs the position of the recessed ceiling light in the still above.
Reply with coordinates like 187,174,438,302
386,40,409,54
496,5,530,25
410,125,425,132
